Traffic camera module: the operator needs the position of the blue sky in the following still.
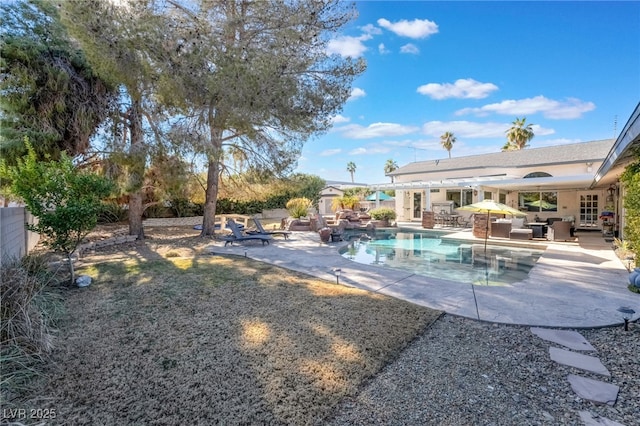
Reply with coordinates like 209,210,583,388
294,1,640,184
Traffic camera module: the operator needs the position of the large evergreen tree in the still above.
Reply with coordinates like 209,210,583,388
157,0,365,236
59,0,167,239
60,0,364,237
0,0,117,164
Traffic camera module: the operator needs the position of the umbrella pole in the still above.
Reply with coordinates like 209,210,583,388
484,211,489,252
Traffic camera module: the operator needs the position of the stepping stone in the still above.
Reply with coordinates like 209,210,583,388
567,375,619,406
578,411,626,426
530,327,596,351
549,347,610,376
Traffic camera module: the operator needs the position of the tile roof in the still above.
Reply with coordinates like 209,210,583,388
390,139,614,177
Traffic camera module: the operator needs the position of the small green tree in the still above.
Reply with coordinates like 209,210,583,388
1,138,114,283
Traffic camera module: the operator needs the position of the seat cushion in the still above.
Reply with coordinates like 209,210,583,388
511,218,524,229
510,229,533,240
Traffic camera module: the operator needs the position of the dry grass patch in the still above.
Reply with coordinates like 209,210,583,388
16,243,440,425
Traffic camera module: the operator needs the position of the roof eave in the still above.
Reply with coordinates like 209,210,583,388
592,102,640,187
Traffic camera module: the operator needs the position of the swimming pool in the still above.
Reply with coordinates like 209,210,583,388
340,230,544,286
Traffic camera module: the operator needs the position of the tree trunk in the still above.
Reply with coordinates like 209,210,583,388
201,119,224,237
127,98,145,240
67,251,75,286
129,191,145,239
201,157,220,236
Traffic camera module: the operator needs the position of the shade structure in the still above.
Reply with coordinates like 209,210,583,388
457,200,527,251
365,191,393,201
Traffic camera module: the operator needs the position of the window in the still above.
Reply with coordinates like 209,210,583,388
483,191,492,200
447,189,473,207
524,172,553,178
519,191,557,212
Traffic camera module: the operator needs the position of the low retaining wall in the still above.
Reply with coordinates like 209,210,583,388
76,234,138,257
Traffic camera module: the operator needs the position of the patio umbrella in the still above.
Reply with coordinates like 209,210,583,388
457,200,527,252
365,191,393,201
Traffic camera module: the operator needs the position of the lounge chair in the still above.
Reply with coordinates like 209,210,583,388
221,219,272,246
247,216,291,239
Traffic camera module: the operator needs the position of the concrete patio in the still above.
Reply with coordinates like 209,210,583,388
208,222,639,328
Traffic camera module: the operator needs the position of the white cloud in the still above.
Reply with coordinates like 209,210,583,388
349,147,367,155
400,43,420,54
326,34,371,58
455,96,596,119
417,78,499,100
348,87,366,101
348,145,393,155
421,120,554,138
338,122,419,139
320,148,342,156
360,23,383,36
378,43,390,54
331,114,350,124
377,18,439,39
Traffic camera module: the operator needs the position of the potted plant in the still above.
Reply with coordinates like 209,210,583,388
369,207,397,227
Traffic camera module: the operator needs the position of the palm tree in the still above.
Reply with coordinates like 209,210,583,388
346,161,356,183
384,159,398,182
504,117,534,151
440,132,456,158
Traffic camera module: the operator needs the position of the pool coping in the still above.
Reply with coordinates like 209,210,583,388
209,223,639,328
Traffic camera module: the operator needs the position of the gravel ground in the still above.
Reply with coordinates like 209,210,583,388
327,315,640,426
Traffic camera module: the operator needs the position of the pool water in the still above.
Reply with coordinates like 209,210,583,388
340,231,544,286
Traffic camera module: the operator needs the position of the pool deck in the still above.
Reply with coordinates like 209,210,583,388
208,222,639,328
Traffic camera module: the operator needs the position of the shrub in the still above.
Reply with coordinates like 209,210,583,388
331,195,360,211
369,207,397,221
286,197,312,218
621,153,640,265
97,201,128,224
1,255,63,400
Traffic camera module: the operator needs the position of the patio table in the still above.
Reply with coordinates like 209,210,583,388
527,222,548,238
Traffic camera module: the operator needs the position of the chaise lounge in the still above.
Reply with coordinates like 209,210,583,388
221,219,272,246
247,216,292,239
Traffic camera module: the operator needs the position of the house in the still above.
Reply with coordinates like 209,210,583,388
318,181,371,215
317,186,344,215
372,102,640,238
